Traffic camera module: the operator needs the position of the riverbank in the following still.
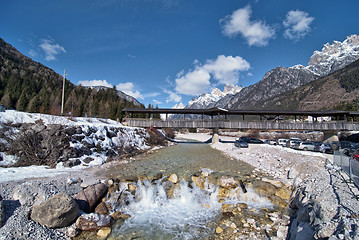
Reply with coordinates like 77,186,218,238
177,133,359,239
1,131,358,239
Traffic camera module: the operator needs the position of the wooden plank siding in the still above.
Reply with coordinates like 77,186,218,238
126,119,359,131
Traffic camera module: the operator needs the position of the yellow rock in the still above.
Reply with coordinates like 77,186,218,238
262,178,283,188
230,222,237,229
137,175,147,181
221,203,234,212
166,184,181,199
169,174,179,184
216,226,224,234
192,176,205,189
275,187,291,200
236,203,248,209
97,227,111,238
202,203,211,208
111,211,121,220
218,187,231,199
120,213,131,219
128,183,137,192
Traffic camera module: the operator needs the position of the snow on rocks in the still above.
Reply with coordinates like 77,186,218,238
0,110,151,183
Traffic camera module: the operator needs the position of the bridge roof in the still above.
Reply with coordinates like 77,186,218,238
123,107,357,117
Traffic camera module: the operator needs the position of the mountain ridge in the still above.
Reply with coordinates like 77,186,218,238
221,34,359,110
0,37,144,120
254,58,359,111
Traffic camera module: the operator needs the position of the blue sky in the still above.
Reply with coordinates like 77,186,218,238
1,0,358,107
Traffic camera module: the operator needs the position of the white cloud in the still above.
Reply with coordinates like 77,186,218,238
203,55,250,85
283,10,314,41
175,69,211,96
116,82,144,100
39,39,66,61
164,90,182,103
78,79,113,88
153,100,163,105
116,82,134,91
220,5,275,47
143,92,161,98
28,49,38,58
174,55,250,96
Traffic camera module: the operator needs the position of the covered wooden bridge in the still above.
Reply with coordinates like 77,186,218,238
122,107,359,131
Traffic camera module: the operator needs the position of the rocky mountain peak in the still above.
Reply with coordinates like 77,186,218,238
172,103,185,109
223,84,243,95
210,88,225,98
307,34,359,76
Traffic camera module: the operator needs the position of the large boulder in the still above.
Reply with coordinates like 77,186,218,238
74,183,108,213
31,193,79,228
0,195,5,227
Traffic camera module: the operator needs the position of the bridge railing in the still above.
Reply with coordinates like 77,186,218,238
125,118,359,131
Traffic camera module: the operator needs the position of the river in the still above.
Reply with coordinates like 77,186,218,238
100,140,255,181
74,140,290,240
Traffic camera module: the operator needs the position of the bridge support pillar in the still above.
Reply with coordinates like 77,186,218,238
322,130,339,143
211,128,219,143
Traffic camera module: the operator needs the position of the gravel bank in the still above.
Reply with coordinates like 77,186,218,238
178,133,359,239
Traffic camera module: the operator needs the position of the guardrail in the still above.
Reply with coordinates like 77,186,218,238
333,151,359,189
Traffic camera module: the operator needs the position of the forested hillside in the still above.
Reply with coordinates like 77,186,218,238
0,38,144,120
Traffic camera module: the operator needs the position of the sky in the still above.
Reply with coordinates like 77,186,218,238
1,0,358,108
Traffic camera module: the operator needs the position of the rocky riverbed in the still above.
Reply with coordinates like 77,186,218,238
179,133,359,240
0,131,358,240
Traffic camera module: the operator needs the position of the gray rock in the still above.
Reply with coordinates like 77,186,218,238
13,182,58,207
296,222,314,240
0,195,5,227
83,157,94,164
63,159,82,168
314,221,339,239
296,204,311,222
31,193,79,228
288,166,299,179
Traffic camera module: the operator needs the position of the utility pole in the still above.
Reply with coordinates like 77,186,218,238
61,69,66,115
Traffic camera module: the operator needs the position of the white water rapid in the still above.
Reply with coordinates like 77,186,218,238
109,178,274,240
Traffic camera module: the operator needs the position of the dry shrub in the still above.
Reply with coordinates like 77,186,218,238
246,130,260,138
146,126,166,146
164,128,175,139
10,126,70,167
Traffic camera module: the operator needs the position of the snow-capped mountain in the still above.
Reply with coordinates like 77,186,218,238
172,102,185,109
185,84,243,109
221,34,359,110
169,85,242,119
306,34,359,76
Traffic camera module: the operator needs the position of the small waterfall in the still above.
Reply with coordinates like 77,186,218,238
108,176,275,240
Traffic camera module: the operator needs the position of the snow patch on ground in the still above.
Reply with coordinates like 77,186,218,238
0,110,123,127
0,110,151,183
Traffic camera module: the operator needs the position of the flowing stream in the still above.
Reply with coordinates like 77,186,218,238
90,140,286,240
102,140,254,180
